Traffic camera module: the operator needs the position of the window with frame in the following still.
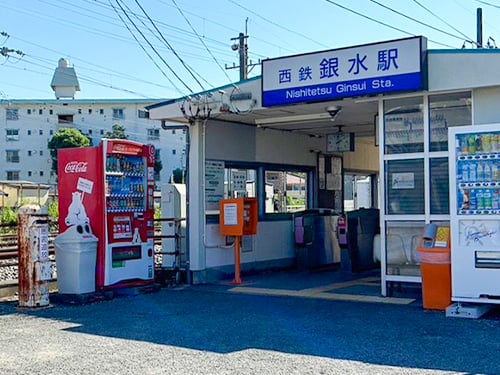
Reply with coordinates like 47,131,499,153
147,128,160,140
385,159,424,215
6,129,19,141
6,150,20,163
138,109,149,119
6,171,20,180
384,96,424,154
6,108,19,120
429,92,472,152
112,108,125,119
265,170,307,214
58,114,73,124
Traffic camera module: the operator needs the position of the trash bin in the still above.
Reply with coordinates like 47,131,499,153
417,224,451,310
54,224,98,294
293,209,340,269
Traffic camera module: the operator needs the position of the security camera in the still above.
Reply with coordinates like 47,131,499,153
326,105,342,119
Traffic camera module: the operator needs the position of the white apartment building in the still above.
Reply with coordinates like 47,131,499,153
0,59,186,192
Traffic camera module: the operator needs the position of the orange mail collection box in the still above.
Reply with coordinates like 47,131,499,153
219,198,258,236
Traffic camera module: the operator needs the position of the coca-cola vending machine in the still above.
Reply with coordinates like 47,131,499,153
58,139,156,290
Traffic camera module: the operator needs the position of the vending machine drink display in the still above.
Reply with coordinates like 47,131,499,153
449,124,500,304
58,139,156,290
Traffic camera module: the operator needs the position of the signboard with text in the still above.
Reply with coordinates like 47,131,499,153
262,36,427,107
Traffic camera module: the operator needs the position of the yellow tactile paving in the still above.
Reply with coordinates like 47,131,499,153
228,277,416,305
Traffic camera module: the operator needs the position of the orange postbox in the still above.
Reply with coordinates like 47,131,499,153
219,198,258,284
418,224,452,311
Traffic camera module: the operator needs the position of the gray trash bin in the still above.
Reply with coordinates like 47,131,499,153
54,224,98,294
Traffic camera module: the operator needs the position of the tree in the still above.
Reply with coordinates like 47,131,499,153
47,128,91,175
104,123,128,139
172,168,185,183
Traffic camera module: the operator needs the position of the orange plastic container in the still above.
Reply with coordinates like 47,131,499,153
418,227,452,311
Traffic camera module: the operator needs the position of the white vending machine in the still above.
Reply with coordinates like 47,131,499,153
449,123,500,304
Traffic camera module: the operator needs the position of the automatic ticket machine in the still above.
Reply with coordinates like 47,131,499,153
219,198,258,283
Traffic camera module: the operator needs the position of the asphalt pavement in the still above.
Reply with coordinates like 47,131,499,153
0,269,499,375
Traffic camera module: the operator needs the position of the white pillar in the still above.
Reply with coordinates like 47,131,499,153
187,118,206,281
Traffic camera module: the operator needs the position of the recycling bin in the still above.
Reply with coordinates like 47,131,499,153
54,224,98,294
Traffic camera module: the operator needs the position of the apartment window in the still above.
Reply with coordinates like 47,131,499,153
6,150,20,163
112,108,124,119
6,108,19,120
49,129,53,135
6,171,20,181
28,171,32,177
6,129,19,141
27,109,32,115
39,109,43,115
147,128,160,140
28,150,32,156
58,114,73,124
100,129,104,135
88,129,93,135
78,108,82,114
39,150,43,156
39,129,43,135
172,130,176,135
40,171,44,177
99,109,104,115
88,108,92,114
49,109,53,115
138,109,149,119
172,149,176,155
27,130,31,135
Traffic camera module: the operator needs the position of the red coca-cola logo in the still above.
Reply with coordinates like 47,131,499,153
64,161,88,173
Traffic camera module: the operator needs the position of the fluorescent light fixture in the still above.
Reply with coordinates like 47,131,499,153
255,113,331,126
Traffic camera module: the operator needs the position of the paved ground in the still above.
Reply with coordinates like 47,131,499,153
0,269,499,375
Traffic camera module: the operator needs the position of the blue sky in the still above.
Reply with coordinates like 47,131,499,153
1,0,499,100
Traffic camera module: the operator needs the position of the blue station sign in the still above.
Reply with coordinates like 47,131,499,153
262,36,427,107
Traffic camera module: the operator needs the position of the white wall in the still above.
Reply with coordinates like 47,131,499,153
428,50,500,92
473,87,500,125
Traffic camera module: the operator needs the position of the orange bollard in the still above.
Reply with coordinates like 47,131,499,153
232,236,242,285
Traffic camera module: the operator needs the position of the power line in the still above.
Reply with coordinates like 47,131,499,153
323,0,456,48
130,0,207,91
109,0,190,95
369,0,476,45
412,0,476,44
227,0,330,50
171,0,234,85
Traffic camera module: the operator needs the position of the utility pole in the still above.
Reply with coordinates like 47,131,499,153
477,8,483,48
225,20,260,81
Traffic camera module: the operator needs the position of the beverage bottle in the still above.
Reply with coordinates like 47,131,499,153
469,189,477,210
484,188,492,209
484,161,492,181
493,189,500,209
477,162,484,182
469,162,477,182
477,189,484,210
468,135,476,154
461,162,469,182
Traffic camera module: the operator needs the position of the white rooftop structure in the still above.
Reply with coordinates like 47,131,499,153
50,58,81,99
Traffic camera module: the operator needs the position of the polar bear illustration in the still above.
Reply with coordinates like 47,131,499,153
65,191,90,227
